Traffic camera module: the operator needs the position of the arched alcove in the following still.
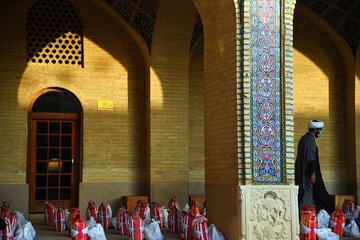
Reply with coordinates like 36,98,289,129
293,4,356,196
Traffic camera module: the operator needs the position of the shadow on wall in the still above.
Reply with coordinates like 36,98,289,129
293,5,354,195
0,0,148,201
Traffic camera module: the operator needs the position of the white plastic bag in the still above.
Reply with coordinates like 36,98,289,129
344,220,360,238
347,206,360,221
88,223,107,240
106,204,112,218
162,208,169,228
109,217,117,229
87,216,97,230
144,219,163,240
65,209,71,230
316,209,330,229
314,228,339,240
23,222,36,240
14,228,24,240
14,211,27,230
183,204,189,212
208,224,225,240
145,205,151,221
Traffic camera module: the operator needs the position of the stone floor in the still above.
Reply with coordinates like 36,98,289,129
32,219,181,240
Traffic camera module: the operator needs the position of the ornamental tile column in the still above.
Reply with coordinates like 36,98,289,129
237,0,299,239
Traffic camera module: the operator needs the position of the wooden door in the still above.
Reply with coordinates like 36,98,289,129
29,114,78,212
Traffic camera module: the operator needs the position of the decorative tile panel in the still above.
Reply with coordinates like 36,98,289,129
339,17,360,53
190,15,203,50
311,1,329,14
336,0,355,10
249,0,284,183
131,11,154,49
115,0,134,21
323,8,344,27
100,0,158,52
104,0,116,6
352,4,360,20
140,0,158,18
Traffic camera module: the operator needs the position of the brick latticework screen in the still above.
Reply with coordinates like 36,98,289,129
26,0,83,66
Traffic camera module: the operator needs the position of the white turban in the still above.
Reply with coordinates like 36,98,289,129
308,120,324,129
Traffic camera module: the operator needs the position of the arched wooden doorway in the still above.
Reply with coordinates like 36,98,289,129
28,88,82,212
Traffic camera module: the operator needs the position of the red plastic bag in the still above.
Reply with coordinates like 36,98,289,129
86,201,98,222
192,215,209,240
68,207,80,236
116,206,129,235
300,212,317,240
71,213,88,240
8,213,17,235
134,201,146,220
181,211,194,240
329,208,345,237
44,202,56,227
97,203,110,230
0,207,10,220
0,217,14,240
168,197,180,210
53,206,66,232
300,205,315,217
128,213,144,240
169,206,181,233
189,200,200,217
150,203,163,228
342,200,355,214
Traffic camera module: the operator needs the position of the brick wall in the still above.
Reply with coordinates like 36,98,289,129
149,0,197,184
193,0,238,186
189,38,205,182
0,0,148,183
293,11,347,190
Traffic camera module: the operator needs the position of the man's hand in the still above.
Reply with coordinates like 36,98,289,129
310,173,316,184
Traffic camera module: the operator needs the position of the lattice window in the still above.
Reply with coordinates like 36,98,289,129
27,0,83,66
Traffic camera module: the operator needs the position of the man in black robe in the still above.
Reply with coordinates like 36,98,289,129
295,120,335,214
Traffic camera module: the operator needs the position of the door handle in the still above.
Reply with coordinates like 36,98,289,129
71,157,75,170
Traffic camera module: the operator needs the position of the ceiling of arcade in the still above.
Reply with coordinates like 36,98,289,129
102,0,360,57
101,0,157,50
298,0,360,55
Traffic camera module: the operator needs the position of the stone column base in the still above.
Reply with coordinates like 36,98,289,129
240,185,299,240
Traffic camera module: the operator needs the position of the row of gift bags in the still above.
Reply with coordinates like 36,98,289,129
0,201,36,240
300,200,360,240
43,198,223,240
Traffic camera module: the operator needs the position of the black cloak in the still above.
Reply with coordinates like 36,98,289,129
295,132,334,214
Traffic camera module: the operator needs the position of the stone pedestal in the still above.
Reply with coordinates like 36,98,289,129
240,185,299,240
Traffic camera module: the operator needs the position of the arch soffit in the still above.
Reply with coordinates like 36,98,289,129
75,0,151,64
95,0,156,56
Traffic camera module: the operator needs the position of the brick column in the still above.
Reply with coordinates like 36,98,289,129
239,0,299,239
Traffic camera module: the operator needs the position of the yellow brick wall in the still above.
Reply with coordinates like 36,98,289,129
0,0,148,183
356,48,360,200
149,0,197,183
193,0,238,185
189,38,205,182
293,12,347,186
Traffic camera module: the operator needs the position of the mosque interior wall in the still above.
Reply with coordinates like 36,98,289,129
293,9,349,195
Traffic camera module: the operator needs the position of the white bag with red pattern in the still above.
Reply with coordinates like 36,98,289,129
53,206,66,232
97,203,111,230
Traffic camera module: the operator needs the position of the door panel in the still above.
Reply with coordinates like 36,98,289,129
30,119,77,212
